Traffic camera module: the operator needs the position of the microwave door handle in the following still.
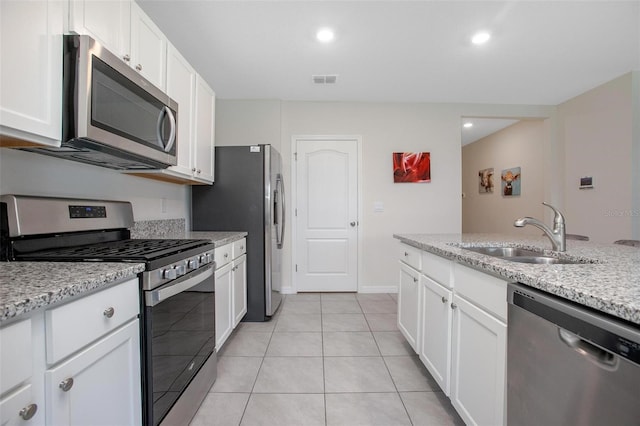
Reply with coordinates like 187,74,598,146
156,106,176,153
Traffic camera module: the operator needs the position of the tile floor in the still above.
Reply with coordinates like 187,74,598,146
190,293,465,426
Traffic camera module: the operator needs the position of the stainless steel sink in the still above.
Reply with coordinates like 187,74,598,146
463,246,541,257
506,256,581,265
461,246,587,264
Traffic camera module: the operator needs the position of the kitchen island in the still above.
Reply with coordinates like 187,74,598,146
394,233,640,325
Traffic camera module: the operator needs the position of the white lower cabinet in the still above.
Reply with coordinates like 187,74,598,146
215,238,248,350
215,261,233,351
398,262,421,352
232,253,247,327
45,320,141,425
0,277,141,426
450,294,507,426
398,246,507,426
419,275,452,395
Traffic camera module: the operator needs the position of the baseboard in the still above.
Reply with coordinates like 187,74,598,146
358,284,398,294
280,286,296,294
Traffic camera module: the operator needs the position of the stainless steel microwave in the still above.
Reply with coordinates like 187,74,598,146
25,35,178,170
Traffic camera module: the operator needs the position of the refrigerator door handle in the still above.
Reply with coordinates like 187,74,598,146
275,174,285,249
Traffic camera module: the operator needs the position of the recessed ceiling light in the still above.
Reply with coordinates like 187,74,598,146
316,28,335,43
463,122,473,128
471,32,491,45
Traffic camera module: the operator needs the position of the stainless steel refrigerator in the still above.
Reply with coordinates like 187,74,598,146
192,144,284,321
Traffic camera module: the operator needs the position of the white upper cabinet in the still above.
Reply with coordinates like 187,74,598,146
0,0,63,147
130,1,167,90
68,0,167,91
67,0,131,62
166,43,197,177
193,75,216,183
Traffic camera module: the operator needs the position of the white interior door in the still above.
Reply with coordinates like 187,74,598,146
295,138,358,292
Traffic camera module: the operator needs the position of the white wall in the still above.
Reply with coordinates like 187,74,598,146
557,72,636,243
0,148,189,222
215,99,556,292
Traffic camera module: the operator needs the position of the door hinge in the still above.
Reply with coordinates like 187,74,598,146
295,264,298,272
294,152,297,161
295,208,298,217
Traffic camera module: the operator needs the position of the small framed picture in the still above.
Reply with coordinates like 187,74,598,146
501,167,521,196
393,152,431,183
478,168,494,193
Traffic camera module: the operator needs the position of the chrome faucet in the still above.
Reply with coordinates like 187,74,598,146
514,202,566,252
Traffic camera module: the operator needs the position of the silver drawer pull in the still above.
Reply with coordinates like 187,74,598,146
450,303,458,310
103,307,115,318
441,296,448,304
413,277,418,283
19,403,37,420
59,378,74,392
122,54,131,62
404,252,409,257
224,253,229,258
240,245,244,250
135,63,143,71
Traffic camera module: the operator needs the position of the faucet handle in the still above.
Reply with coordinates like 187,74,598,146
542,202,565,225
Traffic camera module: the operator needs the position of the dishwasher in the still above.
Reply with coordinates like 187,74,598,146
507,283,640,426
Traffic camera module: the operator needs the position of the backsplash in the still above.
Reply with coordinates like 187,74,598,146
130,219,186,239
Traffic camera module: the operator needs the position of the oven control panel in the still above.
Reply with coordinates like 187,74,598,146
142,248,215,291
69,205,107,219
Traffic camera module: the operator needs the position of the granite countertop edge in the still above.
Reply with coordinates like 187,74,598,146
186,231,248,247
0,263,145,324
394,233,640,326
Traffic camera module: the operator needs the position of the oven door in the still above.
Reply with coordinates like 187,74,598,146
142,263,215,426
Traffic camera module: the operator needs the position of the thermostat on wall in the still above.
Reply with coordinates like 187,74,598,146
579,176,594,189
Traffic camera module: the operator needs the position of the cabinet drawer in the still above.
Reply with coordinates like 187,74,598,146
398,243,422,271
46,278,139,364
215,243,232,268
0,384,36,424
453,263,508,321
0,318,32,395
422,250,452,288
233,238,246,259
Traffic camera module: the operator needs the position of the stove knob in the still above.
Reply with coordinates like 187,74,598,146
163,268,177,280
188,259,199,269
175,264,186,276
206,253,213,264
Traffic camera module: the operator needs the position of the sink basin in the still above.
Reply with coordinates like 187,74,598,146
506,256,581,265
463,246,541,257
461,246,588,265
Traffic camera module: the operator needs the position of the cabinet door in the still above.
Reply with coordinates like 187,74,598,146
193,75,215,183
419,276,452,395
450,295,506,426
166,42,196,177
398,262,421,353
232,254,247,327
46,320,141,426
215,262,233,351
0,0,62,147
130,2,166,90
68,0,131,62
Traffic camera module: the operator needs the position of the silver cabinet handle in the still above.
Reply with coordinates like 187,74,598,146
240,245,244,250
192,168,196,172
350,221,356,227
122,54,131,62
197,169,201,174
19,403,37,420
103,307,115,318
59,378,74,392
413,277,418,283
404,252,409,257
135,63,142,71
441,296,448,304
224,253,229,258
450,303,458,310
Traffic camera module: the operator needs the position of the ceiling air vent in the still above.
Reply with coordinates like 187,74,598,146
312,74,338,84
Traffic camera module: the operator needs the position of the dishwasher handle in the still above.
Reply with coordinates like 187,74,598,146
558,328,618,370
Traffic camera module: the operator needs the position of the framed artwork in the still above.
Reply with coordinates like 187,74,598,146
501,167,521,196
478,168,494,193
393,152,431,183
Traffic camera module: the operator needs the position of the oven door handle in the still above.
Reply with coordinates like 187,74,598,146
146,264,214,307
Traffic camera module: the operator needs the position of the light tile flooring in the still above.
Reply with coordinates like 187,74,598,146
190,293,464,426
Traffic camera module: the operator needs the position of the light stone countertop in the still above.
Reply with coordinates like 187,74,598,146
0,262,145,324
186,231,248,247
394,233,640,325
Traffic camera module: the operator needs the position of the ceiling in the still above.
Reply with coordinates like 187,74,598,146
138,0,639,107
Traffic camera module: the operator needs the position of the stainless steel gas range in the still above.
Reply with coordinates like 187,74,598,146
1,195,217,426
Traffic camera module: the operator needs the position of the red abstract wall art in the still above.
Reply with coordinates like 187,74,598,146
392,152,431,183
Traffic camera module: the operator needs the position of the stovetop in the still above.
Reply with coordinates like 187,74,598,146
15,239,214,263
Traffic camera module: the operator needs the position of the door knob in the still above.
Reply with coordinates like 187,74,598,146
350,221,356,227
